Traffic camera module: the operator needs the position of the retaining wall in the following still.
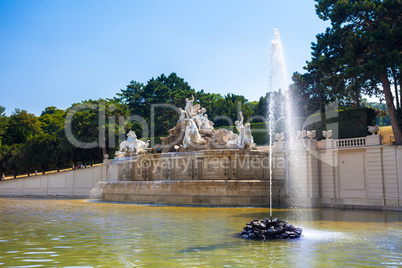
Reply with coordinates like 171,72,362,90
0,165,107,198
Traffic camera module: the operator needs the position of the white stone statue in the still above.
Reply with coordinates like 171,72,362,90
184,95,195,118
177,108,186,122
226,131,239,148
307,130,316,140
275,133,285,141
182,121,192,149
165,96,255,151
234,111,245,148
243,123,257,149
115,131,150,158
322,130,333,139
368,125,379,135
183,119,206,148
199,113,213,131
296,130,307,139
194,107,205,128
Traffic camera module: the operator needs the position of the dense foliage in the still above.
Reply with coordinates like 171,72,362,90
290,0,402,143
0,73,270,177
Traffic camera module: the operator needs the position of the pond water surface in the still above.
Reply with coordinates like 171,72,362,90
0,198,401,267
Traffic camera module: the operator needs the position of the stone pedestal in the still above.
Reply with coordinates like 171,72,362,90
366,134,381,146
302,139,317,149
273,141,286,151
317,139,335,149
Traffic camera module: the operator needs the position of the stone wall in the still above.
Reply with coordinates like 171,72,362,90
0,165,106,198
99,150,284,206
110,150,270,182
0,142,400,210
293,141,402,210
100,180,284,206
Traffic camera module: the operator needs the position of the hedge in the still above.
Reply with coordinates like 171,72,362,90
220,108,377,145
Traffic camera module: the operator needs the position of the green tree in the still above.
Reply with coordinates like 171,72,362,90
23,133,58,174
3,109,42,145
65,98,129,162
313,0,402,143
290,72,323,116
0,106,8,146
39,106,66,134
3,144,23,178
118,73,261,135
118,73,197,136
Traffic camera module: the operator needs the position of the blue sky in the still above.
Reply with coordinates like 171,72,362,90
0,0,330,116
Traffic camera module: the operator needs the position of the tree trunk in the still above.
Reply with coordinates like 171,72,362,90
355,92,360,108
318,87,324,114
399,70,402,110
381,75,402,144
355,83,360,108
395,82,400,110
391,68,400,109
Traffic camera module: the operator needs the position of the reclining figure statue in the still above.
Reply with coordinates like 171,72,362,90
115,131,150,158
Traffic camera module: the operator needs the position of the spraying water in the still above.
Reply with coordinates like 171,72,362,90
268,28,292,218
268,28,304,221
270,28,289,93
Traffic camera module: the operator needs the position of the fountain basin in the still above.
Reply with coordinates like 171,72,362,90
111,150,273,181
99,180,284,206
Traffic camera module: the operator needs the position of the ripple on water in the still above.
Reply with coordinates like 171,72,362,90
12,265,44,268
22,259,54,262
301,228,347,242
63,266,94,268
23,252,56,255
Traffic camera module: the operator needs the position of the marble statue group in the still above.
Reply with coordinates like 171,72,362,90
115,95,256,158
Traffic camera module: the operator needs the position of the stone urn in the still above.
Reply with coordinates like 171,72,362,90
322,130,332,139
368,125,379,135
275,133,285,142
296,130,307,139
307,130,316,140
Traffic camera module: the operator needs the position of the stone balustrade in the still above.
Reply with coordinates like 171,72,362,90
317,135,381,149
335,137,366,148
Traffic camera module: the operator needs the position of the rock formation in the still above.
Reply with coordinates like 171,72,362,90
238,218,302,240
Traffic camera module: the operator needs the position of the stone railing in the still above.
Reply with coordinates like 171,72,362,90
313,135,382,150
335,137,366,148
333,135,382,148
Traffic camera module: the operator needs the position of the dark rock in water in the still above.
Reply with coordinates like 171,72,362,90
238,218,302,240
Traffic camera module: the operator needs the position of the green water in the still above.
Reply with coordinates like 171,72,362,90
0,198,401,267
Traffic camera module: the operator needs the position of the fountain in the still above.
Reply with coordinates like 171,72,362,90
235,28,303,240
97,98,284,207
96,28,304,240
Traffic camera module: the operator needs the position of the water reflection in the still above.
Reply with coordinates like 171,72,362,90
0,198,400,267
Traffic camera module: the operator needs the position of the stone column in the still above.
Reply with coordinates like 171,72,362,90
365,147,385,206
381,146,399,208
318,144,338,205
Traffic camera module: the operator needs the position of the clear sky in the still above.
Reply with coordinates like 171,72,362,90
0,0,330,116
